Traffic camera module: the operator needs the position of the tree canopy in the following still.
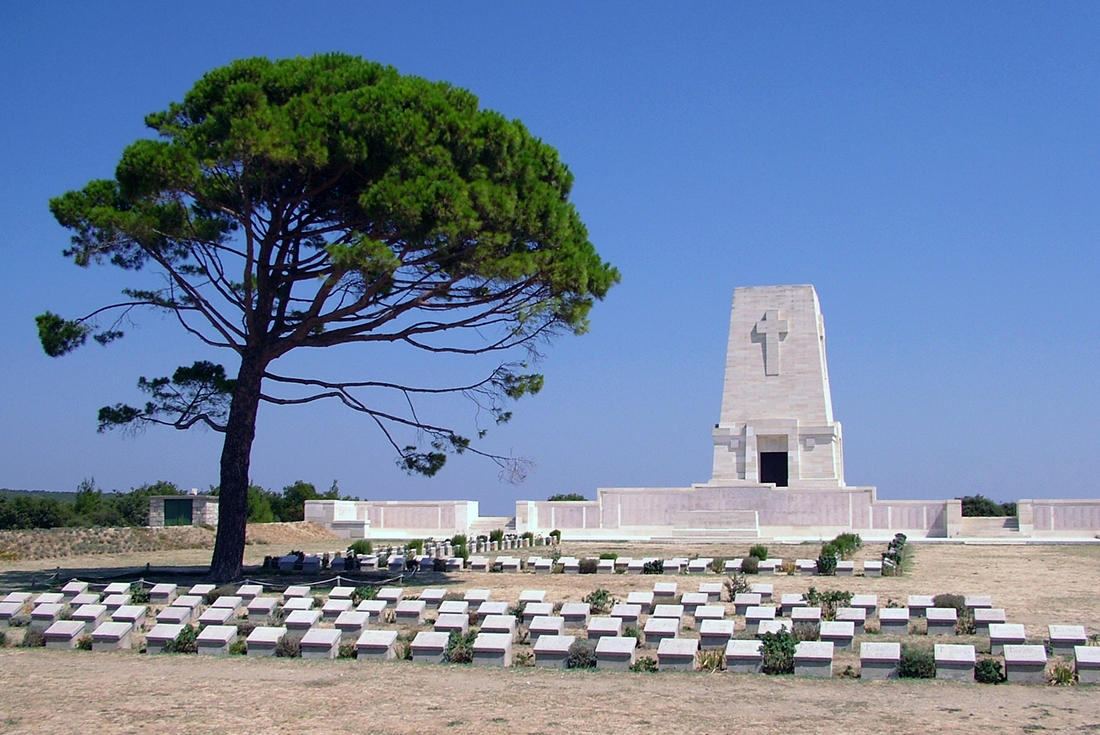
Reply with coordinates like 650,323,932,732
39,53,618,580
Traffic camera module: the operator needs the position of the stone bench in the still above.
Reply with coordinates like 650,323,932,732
1075,646,1100,684
43,620,85,650
657,638,698,671
586,616,622,641
908,595,933,618
145,583,177,607
610,603,642,626
780,594,807,617
533,634,575,668
643,617,678,648
112,605,148,632
860,641,901,679
988,623,1026,655
596,635,637,670
926,607,957,636
1003,644,1047,684
820,621,854,649
72,604,108,635
699,619,735,648
794,641,834,677
300,628,342,660
1048,625,1087,656
394,599,426,625
934,644,975,680
836,607,866,635
145,623,185,654
247,597,279,621
472,632,513,667
879,607,910,635
246,626,287,657
334,610,370,640
973,608,1006,636
521,602,553,625
745,606,776,635
437,600,470,616
91,621,133,652
733,593,762,617
626,592,654,613
560,602,591,629
725,639,763,674
359,630,401,661
528,616,564,642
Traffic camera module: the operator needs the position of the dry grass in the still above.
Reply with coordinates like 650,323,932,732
0,540,1098,734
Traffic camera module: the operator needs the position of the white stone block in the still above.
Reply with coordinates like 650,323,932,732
188,584,215,597
102,584,129,596
236,584,264,600
926,607,957,636
534,558,553,574
149,584,178,606
934,644,975,680
282,597,315,613
334,610,370,640
518,590,546,604
173,595,204,613
693,605,725,624
529,615,565,642
112,605,148,632
102,594,130,613
282,585,310,599
43,620,85,650
61,581,88,599
70,593,100,607
284,609,322,637
145,623,185,654
1075,646,1100,684
1048,625,1087,656
586,616,623,640
561,557,580,574
30,603,63,631
533,634,575,668
795,559,817,575
300,628,342,659
2,592,32,605
376,587,404,607
437,600,470,616
850,594,878,618
642,617,678,648
522,602,553,624
860,641,901,680
835,607,866,635
1003,644,1047,684
597,559,615,575
91,621,133,652
836,561,855,577
725,639,763,673
464,589,491,605
794,641,834,677
724,559,743,573
734,593,761,616
627,559,645,574
973,608,1006,636
687,558,711,574
653,582,678,599
198,606,236,625
780,594,807,616
322,598,354,622
879,607,910,635
965,595,993,611
155,607,191,625
0,601,22,625
820,621,854,650
481,614,517,639
596,635,637,670
419,588,447,608
246,626,287,657
988,623,1026,655
626,591,654,613
652,604,684,621
211,595,243,612
356,600,387,620
756,620,793,636
610,603,642,626
681,592,709,615
472,632,513,666
699,619,735,648
791,607,822,624
559,602,590,629
434,613,470,636
907,595,934,618
744,606,776,635
34,593,64,606
247,597,279,621
749,583,773,601
699,583,722,601
477,601,508,621
358,629,401,661
71,604,108,635
863,561,883,577
657,638,698,671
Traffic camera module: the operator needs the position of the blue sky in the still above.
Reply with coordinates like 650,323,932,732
1,3,1097,514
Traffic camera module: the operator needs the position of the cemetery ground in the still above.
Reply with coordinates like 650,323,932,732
0,537,1098,734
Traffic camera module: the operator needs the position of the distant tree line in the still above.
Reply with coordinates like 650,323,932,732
0,478,350,530
547,493,588,502
958,494,1017,517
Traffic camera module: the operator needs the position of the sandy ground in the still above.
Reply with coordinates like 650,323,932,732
1,540,1098,735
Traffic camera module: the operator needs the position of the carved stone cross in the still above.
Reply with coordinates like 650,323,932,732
755,310,788,376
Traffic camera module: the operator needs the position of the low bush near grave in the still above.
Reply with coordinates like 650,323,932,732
205,585,237,606
583,589,616,614
445,630,477,664
508,601,526,619
432,557,447,572
489,529,505,544
565,640,597,669
338,643,356,659
235,621,256,638
275,636,300,658
513,650,534,667
630,656,659,673
352,586,377,605
8,614,29,628
821,533,862,560
521,531,534,542
932,594,975,634
404,539,424,554
805,588,852,620
19,628,45,648
815,554,837,576
598,552,618,560
347,539,372,555
1048,661,1076,685
974,657,1005,684
642,560,664,575
748,545,768,561
740,556,759,575
882,533,908,576
623,626,642,647
229,639,247,656
76,635,92,651
780,560,796,575
898,646,935,679
792,622,820,642
709,557,725,574
129,582,150,604
697,647,724,672
166,625,198,654
579,558,598,574
724,574,749,599
759,630,796,675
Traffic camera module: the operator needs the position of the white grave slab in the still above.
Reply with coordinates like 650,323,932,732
334,610,370,640
794,641,834,678
725,639,763,674
820,620,854,650
610,603,642,626
282,585,310,599
71,604,108,635
300,628,342,659
642,617,678,648
236,584,263,600
657,638,699,671
860,641,901,680
145,623,186,654
357,629,400,661
699,619,736,648
43,620,85,650
112,605,148,632
196,624,237,655
596,635,637,670
434,613,470,636
522,602,553,625
246,626,287,657
988,623,1026,655
322,598,354,622
533,634,576,668
155,607,190,625
926,607,957,636
247,597,279,621
973,608,1006,636
472,632,513,667
879,607,910,635
1048,625,1087,656
481,614,517,640
91,621,133,652
1074,646,1100,684
419,588,446,608
586,616,623,641
149,584,178,606
934,643,976,680
1003,644,1048,684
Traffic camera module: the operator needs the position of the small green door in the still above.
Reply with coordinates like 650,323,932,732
163,498,193,526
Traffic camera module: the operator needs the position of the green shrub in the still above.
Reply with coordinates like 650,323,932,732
816,554,837,576
724,574,749,600
642,560,664,575
338,642,356,659
547,493,587,502
598,552,618,560
549,529,561,543
404,539,424,554
129,583,150,604
489,529,505,543
759,630,796,674
792,622,820,642
975,657,1005,684
579,558,598,574
623,626,642,647
76,635,92,651
709,557,726,574
932,593,975,634
740,556,759,575
882,533,908,575
748,545,768,561
229,639,247,656
1048,660,1076,685
20,628,46,648
583,589,616,614
959,495,1016,517
275,636,300,658
445,630,477,664
697,647,724,671
898,646,935,678
521,532,534,541
449,534,467,547
825,533,862,560
565,640,597,669
805,588,852,620
165,625,198,654
352,586,377,605
347,539,373,555
630,655,658,672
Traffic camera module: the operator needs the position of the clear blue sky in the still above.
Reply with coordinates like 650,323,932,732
1,2,1097,514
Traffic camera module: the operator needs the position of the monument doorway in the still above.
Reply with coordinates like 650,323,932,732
759,452,789,487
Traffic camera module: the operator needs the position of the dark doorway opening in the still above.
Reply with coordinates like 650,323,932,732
760,452,789,487
163,498,193,526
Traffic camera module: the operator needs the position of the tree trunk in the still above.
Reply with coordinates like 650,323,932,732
208,353,267,582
